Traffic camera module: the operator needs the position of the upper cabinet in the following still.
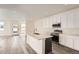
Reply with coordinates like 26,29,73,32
56,14,61,23
35,16,54,29
41,17,50,28
61,12,67,28
52,15,57,24
74,8,79,28
66,10,75,28
61,8,79,28
35,8,79,31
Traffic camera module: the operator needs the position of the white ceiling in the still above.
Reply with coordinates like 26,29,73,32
0,4,79,20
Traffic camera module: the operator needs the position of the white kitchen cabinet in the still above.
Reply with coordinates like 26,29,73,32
73,36,79,51
74,8,79,28
61,9,78,28
56,14,61,23
45,18,49,28
53,15,57,24
34,16,55,33
59,34,66,46
66,10,75,28
61,8,79,28
35,8,79,29
48,16,54,28
27,34,45,54
61,13,67,28
59,35,73,49
43,17,54,28
53,14,61,24
59,34,79,51
0,38,6,50
75,12,79,28
65,36,73,48
61,10,75,28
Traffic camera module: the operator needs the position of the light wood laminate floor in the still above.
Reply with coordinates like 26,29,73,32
0,36,28,54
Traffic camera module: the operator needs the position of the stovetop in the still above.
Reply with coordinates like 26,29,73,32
50,30,62,36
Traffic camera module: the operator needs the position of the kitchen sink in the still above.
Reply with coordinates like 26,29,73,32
34,33,40,35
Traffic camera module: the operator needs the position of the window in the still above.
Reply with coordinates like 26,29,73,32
0,21,4,31
12,25,18,33
21,23,26,34
21,24,26,31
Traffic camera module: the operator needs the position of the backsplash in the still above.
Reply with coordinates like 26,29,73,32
35,28,54,35
62,28,79,35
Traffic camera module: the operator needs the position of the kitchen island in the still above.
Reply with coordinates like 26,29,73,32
26,33,53,54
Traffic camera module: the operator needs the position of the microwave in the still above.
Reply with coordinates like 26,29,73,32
52,23,61,27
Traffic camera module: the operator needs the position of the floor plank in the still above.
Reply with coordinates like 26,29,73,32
52,41,79,54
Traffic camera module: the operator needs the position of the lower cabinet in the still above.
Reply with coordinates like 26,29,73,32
0,39,6,52
27,35,44,54
59,34,79,51
27,34,53,54
73,37,79,51
65,36,73,49
59,35,66,46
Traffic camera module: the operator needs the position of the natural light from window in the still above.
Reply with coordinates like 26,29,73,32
0,21,4,31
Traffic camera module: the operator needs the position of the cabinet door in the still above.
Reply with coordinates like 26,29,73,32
65,36,73,48
73,37,79,51
66,10,75,28
0,40,6,48
53,15,57,24
48,16,54,28
59,35,66,46
59,35,73,49
61,13,67,28
74,8,79,28
27,35,45,54
41,18,49,28
0,37,7,53
56,14,61,23
45,18,50,28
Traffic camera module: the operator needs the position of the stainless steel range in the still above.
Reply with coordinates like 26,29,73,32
51,30,62,42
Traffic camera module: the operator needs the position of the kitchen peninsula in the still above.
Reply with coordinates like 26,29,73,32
27,32,53,54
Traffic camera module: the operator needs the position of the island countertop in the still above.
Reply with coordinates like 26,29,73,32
27,32,53,40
